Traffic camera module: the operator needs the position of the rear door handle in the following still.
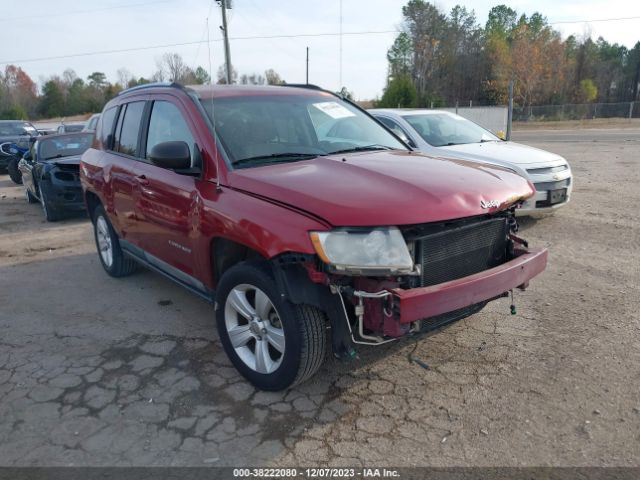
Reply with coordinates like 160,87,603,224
135,174,149,186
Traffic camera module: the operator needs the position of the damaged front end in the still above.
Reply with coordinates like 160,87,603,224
274,207,547,360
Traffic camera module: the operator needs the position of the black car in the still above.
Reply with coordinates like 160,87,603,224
0,120,39,182
18,132,93,221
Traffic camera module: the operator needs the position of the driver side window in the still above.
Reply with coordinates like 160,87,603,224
146,101,196,167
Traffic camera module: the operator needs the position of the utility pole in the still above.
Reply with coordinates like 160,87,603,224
219,0,232,84
339,0,343,89
506,79,514,140
306,47,309,84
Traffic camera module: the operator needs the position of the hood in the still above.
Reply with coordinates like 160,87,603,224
228,151,534,227
438,141,565,168
0,135,24,143
49,154,82,166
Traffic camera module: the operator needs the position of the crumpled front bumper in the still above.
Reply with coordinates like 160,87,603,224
390,247,548,324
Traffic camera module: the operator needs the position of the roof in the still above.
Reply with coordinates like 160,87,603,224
116,81,334,100
187,84,334,100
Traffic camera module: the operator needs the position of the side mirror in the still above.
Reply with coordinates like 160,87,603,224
149,141,191,170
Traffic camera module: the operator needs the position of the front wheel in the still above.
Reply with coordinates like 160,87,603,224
7,157,22,184
39,185,60,222
93,205,137,277
215,261,327,391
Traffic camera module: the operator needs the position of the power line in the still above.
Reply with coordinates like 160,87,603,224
192,0,217,66
0,30,399,66
549,15,640,25
2,12,637,67
5,0,176,21
236,0,302,61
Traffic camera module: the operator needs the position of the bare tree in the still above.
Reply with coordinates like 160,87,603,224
154,53,197,84
265,69,284,85
117,68,133,89
216,64,238,84
239,73,266,85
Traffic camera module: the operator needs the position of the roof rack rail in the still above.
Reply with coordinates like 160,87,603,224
281,83,323,90
117,82,185,96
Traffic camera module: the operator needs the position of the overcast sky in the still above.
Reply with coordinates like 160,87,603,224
1,0,639,100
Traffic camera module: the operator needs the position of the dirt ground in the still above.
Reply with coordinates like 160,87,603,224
0,128,638,467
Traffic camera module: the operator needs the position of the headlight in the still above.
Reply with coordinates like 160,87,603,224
310,227,414,275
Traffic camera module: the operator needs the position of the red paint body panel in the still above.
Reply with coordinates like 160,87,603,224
391,247,548,324
81,84,546,316
230,151,534,226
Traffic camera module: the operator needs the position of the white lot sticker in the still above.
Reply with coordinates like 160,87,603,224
312,101,356,119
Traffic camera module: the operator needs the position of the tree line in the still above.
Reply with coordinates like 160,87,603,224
378,1,640,108
0,53,285,120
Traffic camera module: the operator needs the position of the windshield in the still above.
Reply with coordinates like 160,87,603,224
402,113,499,147
64,124,85,133
198,93,406,169
0,122,36,137
39,133,93,160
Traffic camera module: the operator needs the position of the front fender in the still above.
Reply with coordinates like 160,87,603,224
195,182,329,290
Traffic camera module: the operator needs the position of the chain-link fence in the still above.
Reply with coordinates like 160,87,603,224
513,102,638,122
439,106,508,135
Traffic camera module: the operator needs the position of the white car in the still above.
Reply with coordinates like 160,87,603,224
370,109,572,215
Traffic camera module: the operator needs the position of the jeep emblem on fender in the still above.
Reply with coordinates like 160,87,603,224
480,199,500,209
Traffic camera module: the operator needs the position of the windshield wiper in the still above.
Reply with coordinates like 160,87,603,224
233,152,319,168
328,144,394,155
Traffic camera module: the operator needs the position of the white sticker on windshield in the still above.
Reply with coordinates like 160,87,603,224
312,101,356,119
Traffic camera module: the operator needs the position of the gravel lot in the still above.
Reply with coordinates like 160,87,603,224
0,128,638,467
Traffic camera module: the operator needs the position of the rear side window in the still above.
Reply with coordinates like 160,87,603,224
146,101,196,166
99,107,118,148
115,101,145,157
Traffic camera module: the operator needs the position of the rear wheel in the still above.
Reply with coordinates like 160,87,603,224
93,205,137,277
215,261,327,391
39,185,60,222
7,157,22,184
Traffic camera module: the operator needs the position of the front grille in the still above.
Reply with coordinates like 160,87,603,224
416,218,508,287
53,165,80,182
534,178,570,191
526,164,568,175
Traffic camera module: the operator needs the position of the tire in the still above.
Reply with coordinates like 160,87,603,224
92,205,137,277
7,157,22,184
39,185,60,222
215,261,327,391
25,187,38,204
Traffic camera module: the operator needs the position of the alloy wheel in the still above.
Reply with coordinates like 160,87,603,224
224,284,286,374
95,216,114,268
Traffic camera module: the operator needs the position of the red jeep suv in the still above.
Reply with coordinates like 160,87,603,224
80,83,547,391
